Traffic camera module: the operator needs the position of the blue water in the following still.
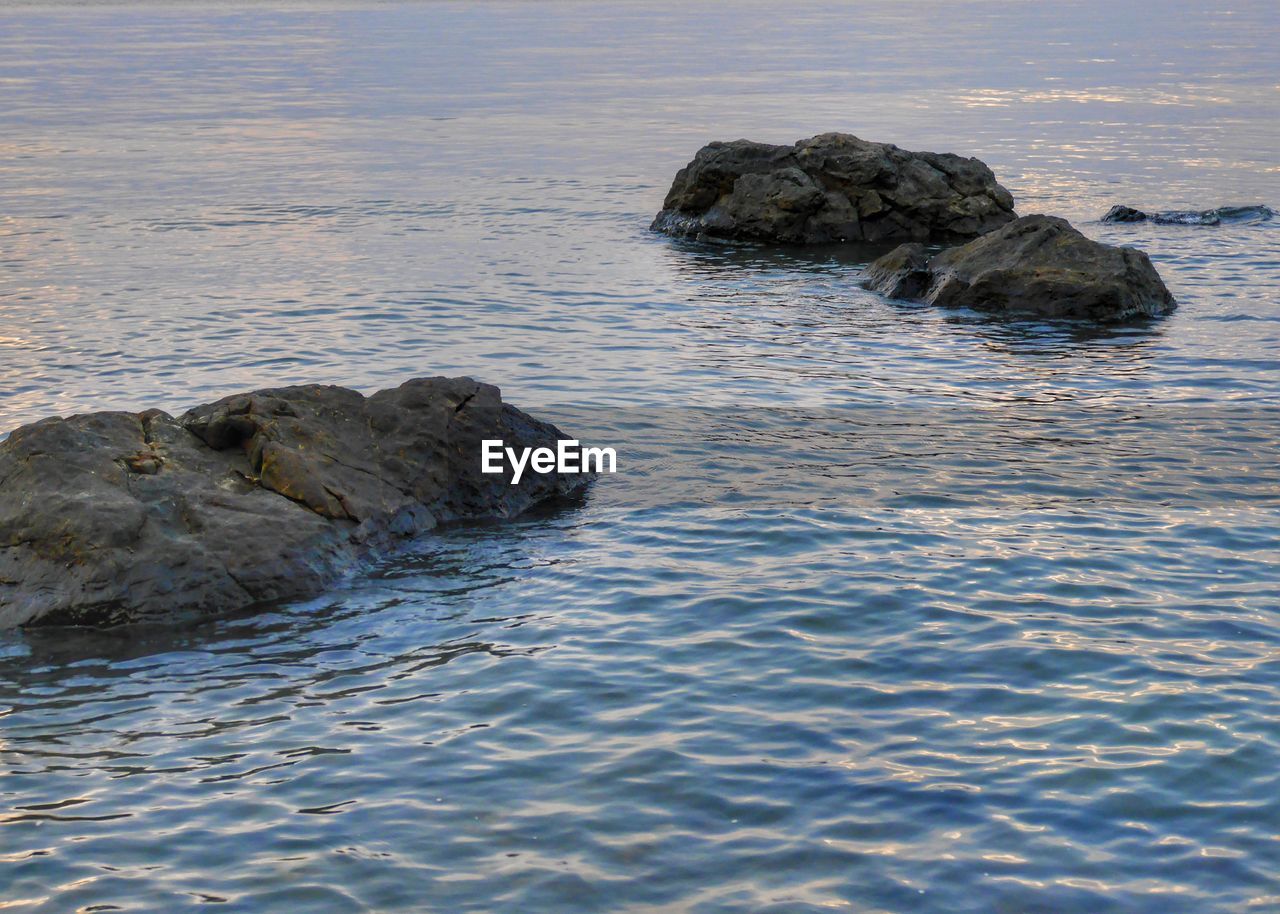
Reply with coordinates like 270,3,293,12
1,1,1278,911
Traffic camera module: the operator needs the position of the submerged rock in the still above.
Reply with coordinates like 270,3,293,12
652,133,1017,244
1101,204,1275,226
862,214,1176,322
0,377,587,628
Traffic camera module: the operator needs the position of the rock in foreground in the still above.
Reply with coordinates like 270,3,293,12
0,377,587,628
1101,204,1274,225
862,214,1177,322
652,133,1017,244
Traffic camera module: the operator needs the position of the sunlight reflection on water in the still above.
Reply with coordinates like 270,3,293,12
0,1,1278,911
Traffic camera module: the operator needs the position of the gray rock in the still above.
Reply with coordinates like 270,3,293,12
0,377,588,629
1101,204,1275,226
652,133,1017,244
862,214,1177,322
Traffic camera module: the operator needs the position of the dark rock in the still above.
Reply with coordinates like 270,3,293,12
652,133,1017,244
0,377,588,628
863,214,1177,322
1100,205,1148,223
1101,204,1275,226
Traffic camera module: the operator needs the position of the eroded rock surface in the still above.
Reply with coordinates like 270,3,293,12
652,133,1016,244
0,377,586,628
862,214,1177,322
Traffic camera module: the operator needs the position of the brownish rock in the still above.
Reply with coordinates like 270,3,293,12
0,377,587,628
652,133,1017,244
862,214,1177,322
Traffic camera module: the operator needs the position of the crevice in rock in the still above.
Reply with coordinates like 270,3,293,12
140,413,157,448
216,559,259,604
321,484,357,522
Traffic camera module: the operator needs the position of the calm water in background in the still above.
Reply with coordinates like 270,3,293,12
1,1,1279,911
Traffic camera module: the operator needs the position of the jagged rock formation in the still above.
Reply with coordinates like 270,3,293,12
0,377,587,628
1102,204,1274,225
652,133,1017,244
862,214,1177,322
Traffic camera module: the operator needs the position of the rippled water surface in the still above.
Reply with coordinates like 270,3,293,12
2,1,1279,911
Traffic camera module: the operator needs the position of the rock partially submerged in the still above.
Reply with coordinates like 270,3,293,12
862,214,1176,322
652,133,1017,244
1102,204,1274,226
0,377,587,629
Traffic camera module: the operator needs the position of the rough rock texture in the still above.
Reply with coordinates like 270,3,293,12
862,214,1177,322
1102,204,1275,226
651,133,1017,244
0,377,587,628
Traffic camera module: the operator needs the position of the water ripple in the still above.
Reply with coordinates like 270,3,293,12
2,0,1279,911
